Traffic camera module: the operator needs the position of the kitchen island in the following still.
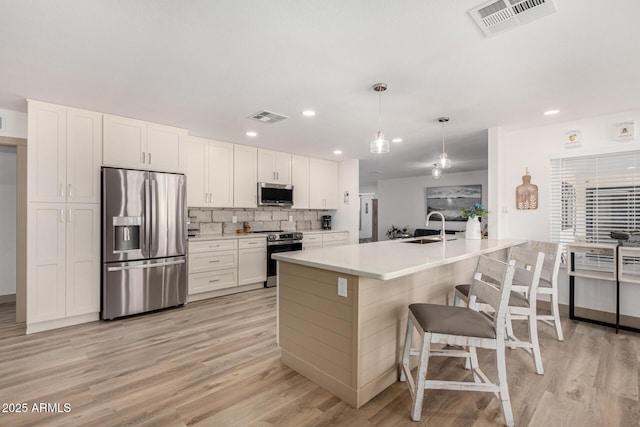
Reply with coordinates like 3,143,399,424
272,237,526,408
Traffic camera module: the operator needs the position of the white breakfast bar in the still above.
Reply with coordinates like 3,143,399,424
272,237,526,408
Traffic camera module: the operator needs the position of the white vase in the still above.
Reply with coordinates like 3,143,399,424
465,217,481,240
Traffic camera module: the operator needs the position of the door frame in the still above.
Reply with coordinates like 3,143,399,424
0,135,27,323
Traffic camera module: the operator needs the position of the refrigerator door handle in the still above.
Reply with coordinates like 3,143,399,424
150,179,159,254
106,258,186,272
143,177,151,257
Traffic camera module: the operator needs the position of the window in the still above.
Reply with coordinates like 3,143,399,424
551,150,640,268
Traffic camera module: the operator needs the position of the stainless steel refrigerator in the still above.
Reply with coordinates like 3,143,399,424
101,167,187,320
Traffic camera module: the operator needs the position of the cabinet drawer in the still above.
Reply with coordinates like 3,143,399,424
189,250,237,273
303,234,322,243
189,239,238,253
323,232,348,242
188,269,237,294
239,238,267,249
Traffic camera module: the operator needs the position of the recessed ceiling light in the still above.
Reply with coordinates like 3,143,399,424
333,150,342,155
392,138,402,143
246,131,257,137
302,110,316,117
544,109,560,115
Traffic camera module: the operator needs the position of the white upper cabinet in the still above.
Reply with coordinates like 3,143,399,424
28,101,102,204
186,137,234,208
234,145,258,208
27,101,67,203
309,158,338,209
66,108,102,203
257,149,291,184
291,154,310,209
103,114,187,173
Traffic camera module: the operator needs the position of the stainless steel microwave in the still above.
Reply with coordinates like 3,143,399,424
257,182,294,207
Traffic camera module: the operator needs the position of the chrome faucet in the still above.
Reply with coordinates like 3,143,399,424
426,211,446,241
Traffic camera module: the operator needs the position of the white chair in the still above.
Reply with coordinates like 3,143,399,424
400,256,516,425
522,241,564,341
453,247,545,374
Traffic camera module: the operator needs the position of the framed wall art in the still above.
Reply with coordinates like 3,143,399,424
426,184,482,221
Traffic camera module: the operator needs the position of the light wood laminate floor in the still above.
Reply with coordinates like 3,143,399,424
0,288,638,426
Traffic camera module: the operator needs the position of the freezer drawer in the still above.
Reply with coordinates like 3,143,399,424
102,256,187,320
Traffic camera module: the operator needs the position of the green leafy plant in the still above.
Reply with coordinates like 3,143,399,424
461,203,489,219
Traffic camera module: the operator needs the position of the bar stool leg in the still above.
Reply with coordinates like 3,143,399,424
400,317,414,383
529,310,544,375
505,312,516,349
496,340,515,427
550,289,564,341
468,346,481,383
411,332,431,422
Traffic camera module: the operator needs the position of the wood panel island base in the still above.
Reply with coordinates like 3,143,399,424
274,238,525,408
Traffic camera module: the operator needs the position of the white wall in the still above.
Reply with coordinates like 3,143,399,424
0,146,17,296
0,108,27,139
490,108,640,318
377,170,489,240
333,159,360,244
359,183,378,195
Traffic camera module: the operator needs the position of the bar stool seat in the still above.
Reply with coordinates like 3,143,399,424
409,303,496,339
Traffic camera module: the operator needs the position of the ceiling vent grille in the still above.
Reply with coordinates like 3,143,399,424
248,110,288,124
469,0,557,37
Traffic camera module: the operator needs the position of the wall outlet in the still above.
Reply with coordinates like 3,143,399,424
338,277,348,297
232,215,237,223
289,215,293,222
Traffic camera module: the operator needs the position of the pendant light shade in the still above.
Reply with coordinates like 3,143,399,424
432,164,442,179
437,116,452,169
370,83,390,154
370,131,390,154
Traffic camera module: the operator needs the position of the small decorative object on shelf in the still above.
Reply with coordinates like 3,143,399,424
516,168,538,210
243,222,251,233
461,203,488,240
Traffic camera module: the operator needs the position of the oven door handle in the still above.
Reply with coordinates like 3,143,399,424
267,240,303,246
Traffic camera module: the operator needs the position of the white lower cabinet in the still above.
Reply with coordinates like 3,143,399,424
188,237,266,299
239,238,267,285
303,231,349,249
27,203,100,331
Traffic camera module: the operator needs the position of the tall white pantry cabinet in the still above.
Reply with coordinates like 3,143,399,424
27,101,102,333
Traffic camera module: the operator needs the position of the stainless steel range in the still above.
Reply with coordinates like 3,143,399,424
262,230,303,287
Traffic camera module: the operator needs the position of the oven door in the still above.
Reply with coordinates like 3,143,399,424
266,241,302,287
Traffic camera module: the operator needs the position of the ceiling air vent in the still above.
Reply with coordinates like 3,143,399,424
469,0,557,37
248,110,288,124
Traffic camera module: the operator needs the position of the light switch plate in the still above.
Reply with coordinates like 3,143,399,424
232,215,237,223
338,277,348,297
289,215,293,222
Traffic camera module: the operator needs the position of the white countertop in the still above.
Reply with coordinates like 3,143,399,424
302,229,348,235
272,237,527,280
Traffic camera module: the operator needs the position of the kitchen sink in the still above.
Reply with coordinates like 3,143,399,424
402,237,457,244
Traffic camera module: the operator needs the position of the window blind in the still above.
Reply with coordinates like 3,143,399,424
550,150,640,270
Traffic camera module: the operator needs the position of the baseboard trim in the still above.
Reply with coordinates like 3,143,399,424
0,294,16,304
538,301,640,330
187,282,265,303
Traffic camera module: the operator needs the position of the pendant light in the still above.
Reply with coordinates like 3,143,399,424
436,116,451,169
431,163,442,179
370,83,390,154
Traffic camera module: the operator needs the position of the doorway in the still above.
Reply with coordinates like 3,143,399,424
359,193,378,243
0,136,26,324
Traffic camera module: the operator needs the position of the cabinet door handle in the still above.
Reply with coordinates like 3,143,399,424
142,152,146,163
68,184,72,198
209,279,220,283
67,208,72,223
248,242,257,245
209,193,212,203
60,184,64,198
60,209,64,223
148,153,152,165
209,260,220,263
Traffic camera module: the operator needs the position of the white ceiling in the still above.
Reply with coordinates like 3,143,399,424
1,1,639,186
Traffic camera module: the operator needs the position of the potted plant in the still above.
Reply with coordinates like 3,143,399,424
461,203,488,240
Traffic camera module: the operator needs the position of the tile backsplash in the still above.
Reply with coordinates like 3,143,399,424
188,207,333,235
